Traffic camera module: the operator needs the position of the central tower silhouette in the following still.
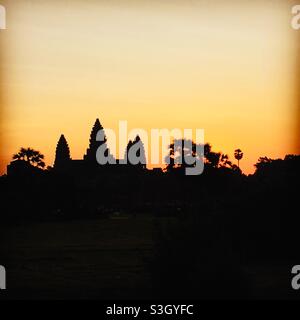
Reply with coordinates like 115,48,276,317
84,118,108,164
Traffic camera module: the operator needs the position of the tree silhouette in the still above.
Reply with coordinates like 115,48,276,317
206,151,221,168
165,139,203,173
234,149,243,169
254,154,300,179
220,154,233,168
13,147,45,168
204,144,235,169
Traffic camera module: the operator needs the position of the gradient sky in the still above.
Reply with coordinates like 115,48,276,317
0,0,299,174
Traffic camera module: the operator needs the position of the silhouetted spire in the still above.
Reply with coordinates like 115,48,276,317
84,118,108,163
124,140,133,163
134,135,146,169
54,134,71,169
124,135,146,169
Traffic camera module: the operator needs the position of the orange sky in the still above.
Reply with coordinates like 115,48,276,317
0,0,299,175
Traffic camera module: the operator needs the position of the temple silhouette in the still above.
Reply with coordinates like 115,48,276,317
53,118,146,174
3,116,300,301
7,118,147,177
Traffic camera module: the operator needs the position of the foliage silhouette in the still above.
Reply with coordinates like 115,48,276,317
234,148,243,168
13,147,45,168
165,139,204,173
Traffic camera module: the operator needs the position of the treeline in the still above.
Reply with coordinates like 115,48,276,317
0,150,299,298
148,154,300,299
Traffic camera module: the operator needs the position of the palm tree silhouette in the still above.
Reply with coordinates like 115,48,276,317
13,147,45,168
234,149,243,169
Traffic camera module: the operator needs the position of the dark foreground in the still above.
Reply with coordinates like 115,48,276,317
0,215,296,300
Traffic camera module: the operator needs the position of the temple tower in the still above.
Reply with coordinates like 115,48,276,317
124,135,146,169
84,118,108,163
54,134,71,169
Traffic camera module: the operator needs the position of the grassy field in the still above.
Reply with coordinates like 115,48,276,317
0,214,295,299
0,215,157,299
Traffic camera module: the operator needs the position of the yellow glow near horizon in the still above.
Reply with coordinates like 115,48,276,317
0,0,299,175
